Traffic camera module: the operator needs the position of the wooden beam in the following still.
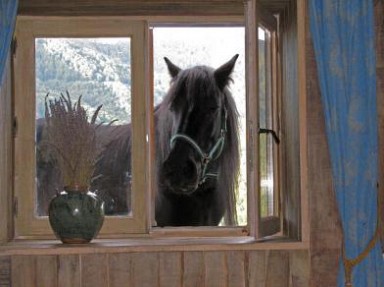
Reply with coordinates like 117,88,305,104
18,1,245,16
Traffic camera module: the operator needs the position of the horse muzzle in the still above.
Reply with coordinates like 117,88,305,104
160,155,200,195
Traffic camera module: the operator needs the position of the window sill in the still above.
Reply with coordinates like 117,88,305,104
0,236,309,256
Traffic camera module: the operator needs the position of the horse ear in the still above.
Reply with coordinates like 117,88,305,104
164,57,181,79
214,54,239,90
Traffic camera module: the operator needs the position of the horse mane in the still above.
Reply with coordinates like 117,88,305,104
217,88,240,225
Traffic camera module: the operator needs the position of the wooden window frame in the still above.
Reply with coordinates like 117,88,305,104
9,0,308,243
258,12,281,237
148,16,281,239
148,21,248,236
13,17,149,238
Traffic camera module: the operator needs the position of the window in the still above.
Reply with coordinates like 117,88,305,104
258,17,281,236
12,10,303,241
35,37,133,217
14,18,148,237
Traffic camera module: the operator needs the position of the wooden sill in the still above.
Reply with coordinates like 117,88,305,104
0,236,308,256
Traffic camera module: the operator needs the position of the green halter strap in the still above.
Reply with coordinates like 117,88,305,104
170,108,227,185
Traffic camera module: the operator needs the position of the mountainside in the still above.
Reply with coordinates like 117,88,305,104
35,32,247,124
36,38,133,124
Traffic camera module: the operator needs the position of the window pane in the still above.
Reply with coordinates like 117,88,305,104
258,28,276,217
35,38,132,217
259,133,275,217
153,27,246,226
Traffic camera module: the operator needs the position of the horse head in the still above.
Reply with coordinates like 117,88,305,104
159,55,239,196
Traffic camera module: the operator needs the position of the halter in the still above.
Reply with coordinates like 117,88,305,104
170,108,227,185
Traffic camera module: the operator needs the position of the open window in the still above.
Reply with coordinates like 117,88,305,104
11,1,303,241
150,25,248,228
258,15,281,237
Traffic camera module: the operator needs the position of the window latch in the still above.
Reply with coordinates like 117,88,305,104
259,128,280,144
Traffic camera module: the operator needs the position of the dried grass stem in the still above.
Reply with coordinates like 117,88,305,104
44,91,103,189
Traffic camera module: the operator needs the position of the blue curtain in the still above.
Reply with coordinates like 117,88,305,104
0,0,18,85
309,0,384,286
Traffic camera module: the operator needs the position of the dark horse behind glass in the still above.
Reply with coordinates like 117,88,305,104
36,55,240,226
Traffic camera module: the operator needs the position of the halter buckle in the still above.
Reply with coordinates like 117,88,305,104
202,154,211,165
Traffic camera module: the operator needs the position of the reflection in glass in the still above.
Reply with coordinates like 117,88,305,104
258,28,276,217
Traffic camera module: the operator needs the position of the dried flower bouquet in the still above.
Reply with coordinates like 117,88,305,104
44,91,103,190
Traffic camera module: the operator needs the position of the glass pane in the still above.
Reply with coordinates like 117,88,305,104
153,27,246,226
258,28,276,217
259,28,267,128
35,38,132,217
259,133,275,217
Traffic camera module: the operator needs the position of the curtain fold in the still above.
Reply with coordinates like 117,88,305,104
0,0,18,85
309,0,384,286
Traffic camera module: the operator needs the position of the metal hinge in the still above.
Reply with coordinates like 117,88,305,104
13,197,18,217
12,116,17,138
11,38,17,56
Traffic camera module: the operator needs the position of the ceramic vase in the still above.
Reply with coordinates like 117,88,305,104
48,186,105,244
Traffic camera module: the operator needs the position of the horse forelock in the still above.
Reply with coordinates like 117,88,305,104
158,67,217,152
166,66,220,110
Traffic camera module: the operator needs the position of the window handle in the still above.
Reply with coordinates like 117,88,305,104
259,128,280,144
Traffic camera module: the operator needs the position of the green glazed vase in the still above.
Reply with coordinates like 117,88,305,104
48,186,105,244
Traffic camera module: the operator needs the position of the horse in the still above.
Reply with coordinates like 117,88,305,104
36,55,240,226
153,55,240,226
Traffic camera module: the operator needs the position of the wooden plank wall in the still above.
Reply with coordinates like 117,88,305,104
18,0,245,16
280,0,301,241
17,0,290,17
306,29,342,287
0,256,11,286
0,250,309,287
0,53,13,244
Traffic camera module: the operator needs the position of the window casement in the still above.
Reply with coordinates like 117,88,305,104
14,18,149,237
257,13,281,237
11,4,303,242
